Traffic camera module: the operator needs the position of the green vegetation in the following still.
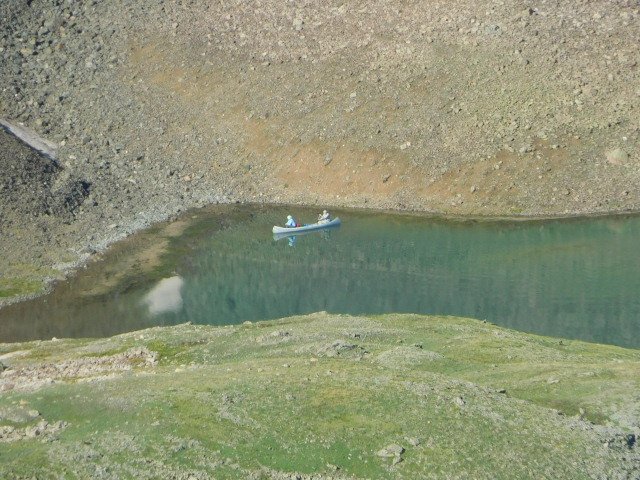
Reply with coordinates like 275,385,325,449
0,263,58,299
0,313,638,478
0,277,43,298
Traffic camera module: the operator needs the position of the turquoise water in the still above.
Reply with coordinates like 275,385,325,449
1,205,639,347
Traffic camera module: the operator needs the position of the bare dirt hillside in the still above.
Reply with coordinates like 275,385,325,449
0,0,639,296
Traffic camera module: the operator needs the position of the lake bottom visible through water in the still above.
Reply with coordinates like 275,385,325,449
1,205,639,349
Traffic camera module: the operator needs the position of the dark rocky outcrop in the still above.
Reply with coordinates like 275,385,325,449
0,127,90,223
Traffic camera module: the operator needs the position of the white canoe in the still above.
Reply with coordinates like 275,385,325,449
272,217,341,234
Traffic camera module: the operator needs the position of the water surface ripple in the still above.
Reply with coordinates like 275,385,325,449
1,206,638,348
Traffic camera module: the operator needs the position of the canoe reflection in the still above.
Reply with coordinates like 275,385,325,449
273,225,338,244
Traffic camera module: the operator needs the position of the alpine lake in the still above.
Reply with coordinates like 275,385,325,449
1,204,639,348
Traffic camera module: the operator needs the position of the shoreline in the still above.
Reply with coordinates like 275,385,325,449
0,1,638,475
2,196,640,312
1,0,638,312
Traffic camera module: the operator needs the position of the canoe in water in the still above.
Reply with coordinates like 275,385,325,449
272,217,341,234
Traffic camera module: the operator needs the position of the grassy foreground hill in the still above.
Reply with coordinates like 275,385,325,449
1,313,638,479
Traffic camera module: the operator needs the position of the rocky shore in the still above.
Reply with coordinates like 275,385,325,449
1,0,639,296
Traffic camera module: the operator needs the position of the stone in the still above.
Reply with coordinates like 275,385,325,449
376,444,405,457
606,148,628,165
406,437,421,446
519,143,534,154
484,24,503,36
318,340,358,358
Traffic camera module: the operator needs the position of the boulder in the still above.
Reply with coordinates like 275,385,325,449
606,148,629,165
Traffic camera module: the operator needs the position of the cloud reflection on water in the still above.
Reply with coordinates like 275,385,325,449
142,276,184,315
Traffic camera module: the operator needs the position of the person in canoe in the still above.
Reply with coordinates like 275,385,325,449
317,210,331,224
285,215,297,228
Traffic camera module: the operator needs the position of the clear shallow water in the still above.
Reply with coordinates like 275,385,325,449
1,205,639,348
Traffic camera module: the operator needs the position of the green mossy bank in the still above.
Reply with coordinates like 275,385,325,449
0,313,638,479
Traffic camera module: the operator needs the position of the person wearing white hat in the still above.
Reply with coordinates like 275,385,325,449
318,209,331,224
285,215,297,227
